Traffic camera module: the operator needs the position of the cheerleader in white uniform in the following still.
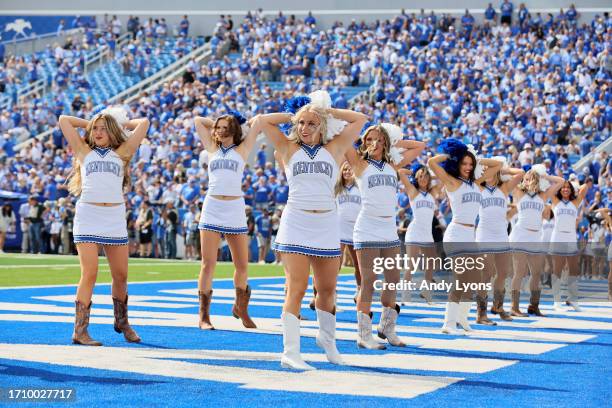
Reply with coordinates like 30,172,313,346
550,180,588,311
509,168,564,317
428,139,502,335
400,162,441,305
541,206,555,288
309,161,361,311
596,209,612,301
475,160,524,324
59,109,149,346
346,123,425,349
194,112,263,330
259,92,367,370
335,161,362,302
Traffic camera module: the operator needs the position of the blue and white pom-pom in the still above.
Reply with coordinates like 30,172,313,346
228,109,247,125
492,156,512,181
284,90,347,143
531,163,551,191
380,123,406,165
284,96,311,114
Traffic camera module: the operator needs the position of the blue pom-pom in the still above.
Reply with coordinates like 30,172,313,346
284,96,311,114
228,109,247,125
360,121,374,136
353,138,363,150
279,122,292,136
437,138,467,162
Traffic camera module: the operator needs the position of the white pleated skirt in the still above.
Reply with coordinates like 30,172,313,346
73,201,128,246
198,196,248,234
353,212,400,250
272,205,341,257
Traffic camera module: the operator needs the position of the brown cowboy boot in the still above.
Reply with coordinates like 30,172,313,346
490,289,513,321
527,290,546,317
72,300,102,346
476,295,497,325
198,290,214,330
113,295,141,342
232,285,257,328
510,289,528,317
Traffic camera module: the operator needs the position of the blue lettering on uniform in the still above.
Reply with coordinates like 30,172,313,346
461,192,481,204
338,194,361,205
85,161,122,177
292,161,333,178
557,208,576,217
481,197,506,208
415,200,434,210
520,201,544,211
367,174,397,188
210,159,239,172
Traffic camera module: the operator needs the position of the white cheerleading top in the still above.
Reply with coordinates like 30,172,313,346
516,192,545,231
337,184,361,222
447,178,481,225
552,200,578,234
356,159,398,217
80,147,124,203
208,144,245,196
286,144,338,211
407,190,435,235
541,218,555,242
477,185,508,236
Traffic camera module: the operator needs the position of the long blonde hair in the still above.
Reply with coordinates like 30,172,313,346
334,161,354,197
358,124,391,162
518,169,541,194
287,105,329,145
67,113,131,196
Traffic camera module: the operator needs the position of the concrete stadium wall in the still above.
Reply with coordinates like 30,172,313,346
2,1,610,36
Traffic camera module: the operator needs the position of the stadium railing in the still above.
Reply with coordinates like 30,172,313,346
573,137,612,172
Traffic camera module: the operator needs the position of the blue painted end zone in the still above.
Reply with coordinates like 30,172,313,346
0,276,609,407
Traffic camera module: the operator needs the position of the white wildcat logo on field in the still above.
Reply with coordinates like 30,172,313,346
4,19,32,39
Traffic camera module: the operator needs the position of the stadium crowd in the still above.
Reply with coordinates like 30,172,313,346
0,3,610,275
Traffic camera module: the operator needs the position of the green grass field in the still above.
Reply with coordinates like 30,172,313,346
0,254,287,287
0,254,353,287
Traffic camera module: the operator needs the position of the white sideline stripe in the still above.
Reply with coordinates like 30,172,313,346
0,301,594,344
416,317,612,331
0,308,565,355
0,341,514,374
0,343,462,399
32,291,612,318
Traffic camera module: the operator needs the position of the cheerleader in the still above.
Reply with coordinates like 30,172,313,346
509,168,564,317
309,163,360,311
475,160,525,324
259,92,367,370
194,112,263,330
596,208,612,301
428,139,502,335
400,162,442,305
541,206,555,288
346,123,425,348
550,180,588,311
335,161,362,303
59,108,150,346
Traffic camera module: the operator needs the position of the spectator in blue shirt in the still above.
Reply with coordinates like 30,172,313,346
485,3,497,22
255,208,271,263
257,144,267,169
500,0,514,25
